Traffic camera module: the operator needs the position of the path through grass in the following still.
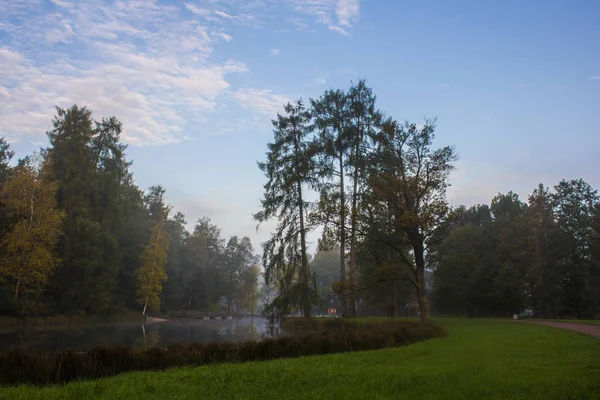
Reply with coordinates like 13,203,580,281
3,318,599,400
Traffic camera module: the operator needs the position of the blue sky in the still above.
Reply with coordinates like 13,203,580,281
1,0,599,252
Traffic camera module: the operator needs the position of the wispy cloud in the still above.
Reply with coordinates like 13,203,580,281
1,0,360,146
216,32,234,42
292,0,361,36
232,89,290,115
439,83,451,88
588,76,600,81
307,75,327,86
270,48,280,56
0,0,249,145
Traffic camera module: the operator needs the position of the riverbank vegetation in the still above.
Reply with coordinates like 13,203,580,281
2,318,598,399
0,319,444,386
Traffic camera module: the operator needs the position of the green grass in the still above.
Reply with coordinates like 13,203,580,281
2,318,599,400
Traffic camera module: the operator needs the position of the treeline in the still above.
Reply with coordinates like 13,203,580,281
0,107,260,317
431,184,600,319
255,79,600,321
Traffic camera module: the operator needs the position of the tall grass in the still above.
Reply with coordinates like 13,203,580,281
0,320,445,386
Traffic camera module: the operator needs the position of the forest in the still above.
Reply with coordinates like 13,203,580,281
1,79,599,321
0,109,261,318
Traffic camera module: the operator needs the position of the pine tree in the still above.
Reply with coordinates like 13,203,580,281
254,99,319,318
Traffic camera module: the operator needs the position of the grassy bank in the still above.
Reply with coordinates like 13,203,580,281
0,320,443,386
2,318,599,399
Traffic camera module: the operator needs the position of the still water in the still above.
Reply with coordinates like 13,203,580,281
0,317,281,352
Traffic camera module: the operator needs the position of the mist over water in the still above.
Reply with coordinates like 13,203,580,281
0,317,280,352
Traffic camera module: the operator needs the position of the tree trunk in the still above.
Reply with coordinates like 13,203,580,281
349,141,360,317
393,280,398,317
412,235,430,322
339,151,347,317
14,279,20,301
298,178,311,318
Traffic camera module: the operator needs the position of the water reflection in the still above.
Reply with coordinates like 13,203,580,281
0,317,277,352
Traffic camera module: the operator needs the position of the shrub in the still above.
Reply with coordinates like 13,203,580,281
0,319,446,386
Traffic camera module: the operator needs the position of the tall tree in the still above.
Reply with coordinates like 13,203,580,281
137,205,170,316
345,79,380,317
552,179,599,318
254,99,318,318
368,119,458,321
46,105,106,314
162,211,189,310
526,184,559,317
184,217,225,310
311,88,350,315
0,154,65,306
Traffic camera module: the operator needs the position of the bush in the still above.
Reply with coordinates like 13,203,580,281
0,319,446,386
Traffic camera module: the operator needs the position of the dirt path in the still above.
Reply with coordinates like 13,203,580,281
523,320,600,339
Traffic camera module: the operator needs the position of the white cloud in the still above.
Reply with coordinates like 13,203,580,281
270,48,280,56
588,76,600,81
0,0,251,146
185,3,212,17
216,32,233,42
1,0,357,146
291,0,360,35
336,0,359,27
215,10,234,19
439,83,451,88
232,89,290,115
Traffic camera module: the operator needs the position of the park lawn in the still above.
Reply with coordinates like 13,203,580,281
2,318,599,400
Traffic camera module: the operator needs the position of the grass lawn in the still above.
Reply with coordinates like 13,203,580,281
2,318,599,400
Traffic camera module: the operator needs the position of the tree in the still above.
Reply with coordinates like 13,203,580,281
0,154,65,305
311,89,350,316
46,105,104,314
526,184,560,317
161,211,189,310
368,119,458,321
137,186,171,316
254,99,319,318
552,179,599,318
237,264,261,313
0,137,15,239
345,79,381,317
184,217,225,310
137,211,170,316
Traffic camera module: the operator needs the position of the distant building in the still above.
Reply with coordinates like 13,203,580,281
327,307,336,315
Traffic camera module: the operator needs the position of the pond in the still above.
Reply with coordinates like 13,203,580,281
0,317,281,352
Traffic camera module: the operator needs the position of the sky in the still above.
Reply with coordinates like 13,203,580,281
1,0,599,253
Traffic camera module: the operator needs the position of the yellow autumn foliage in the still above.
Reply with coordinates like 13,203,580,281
0,160,65,300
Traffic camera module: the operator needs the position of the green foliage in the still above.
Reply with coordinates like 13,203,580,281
0,107,263,318
255,99,319,318
432,181,600,319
